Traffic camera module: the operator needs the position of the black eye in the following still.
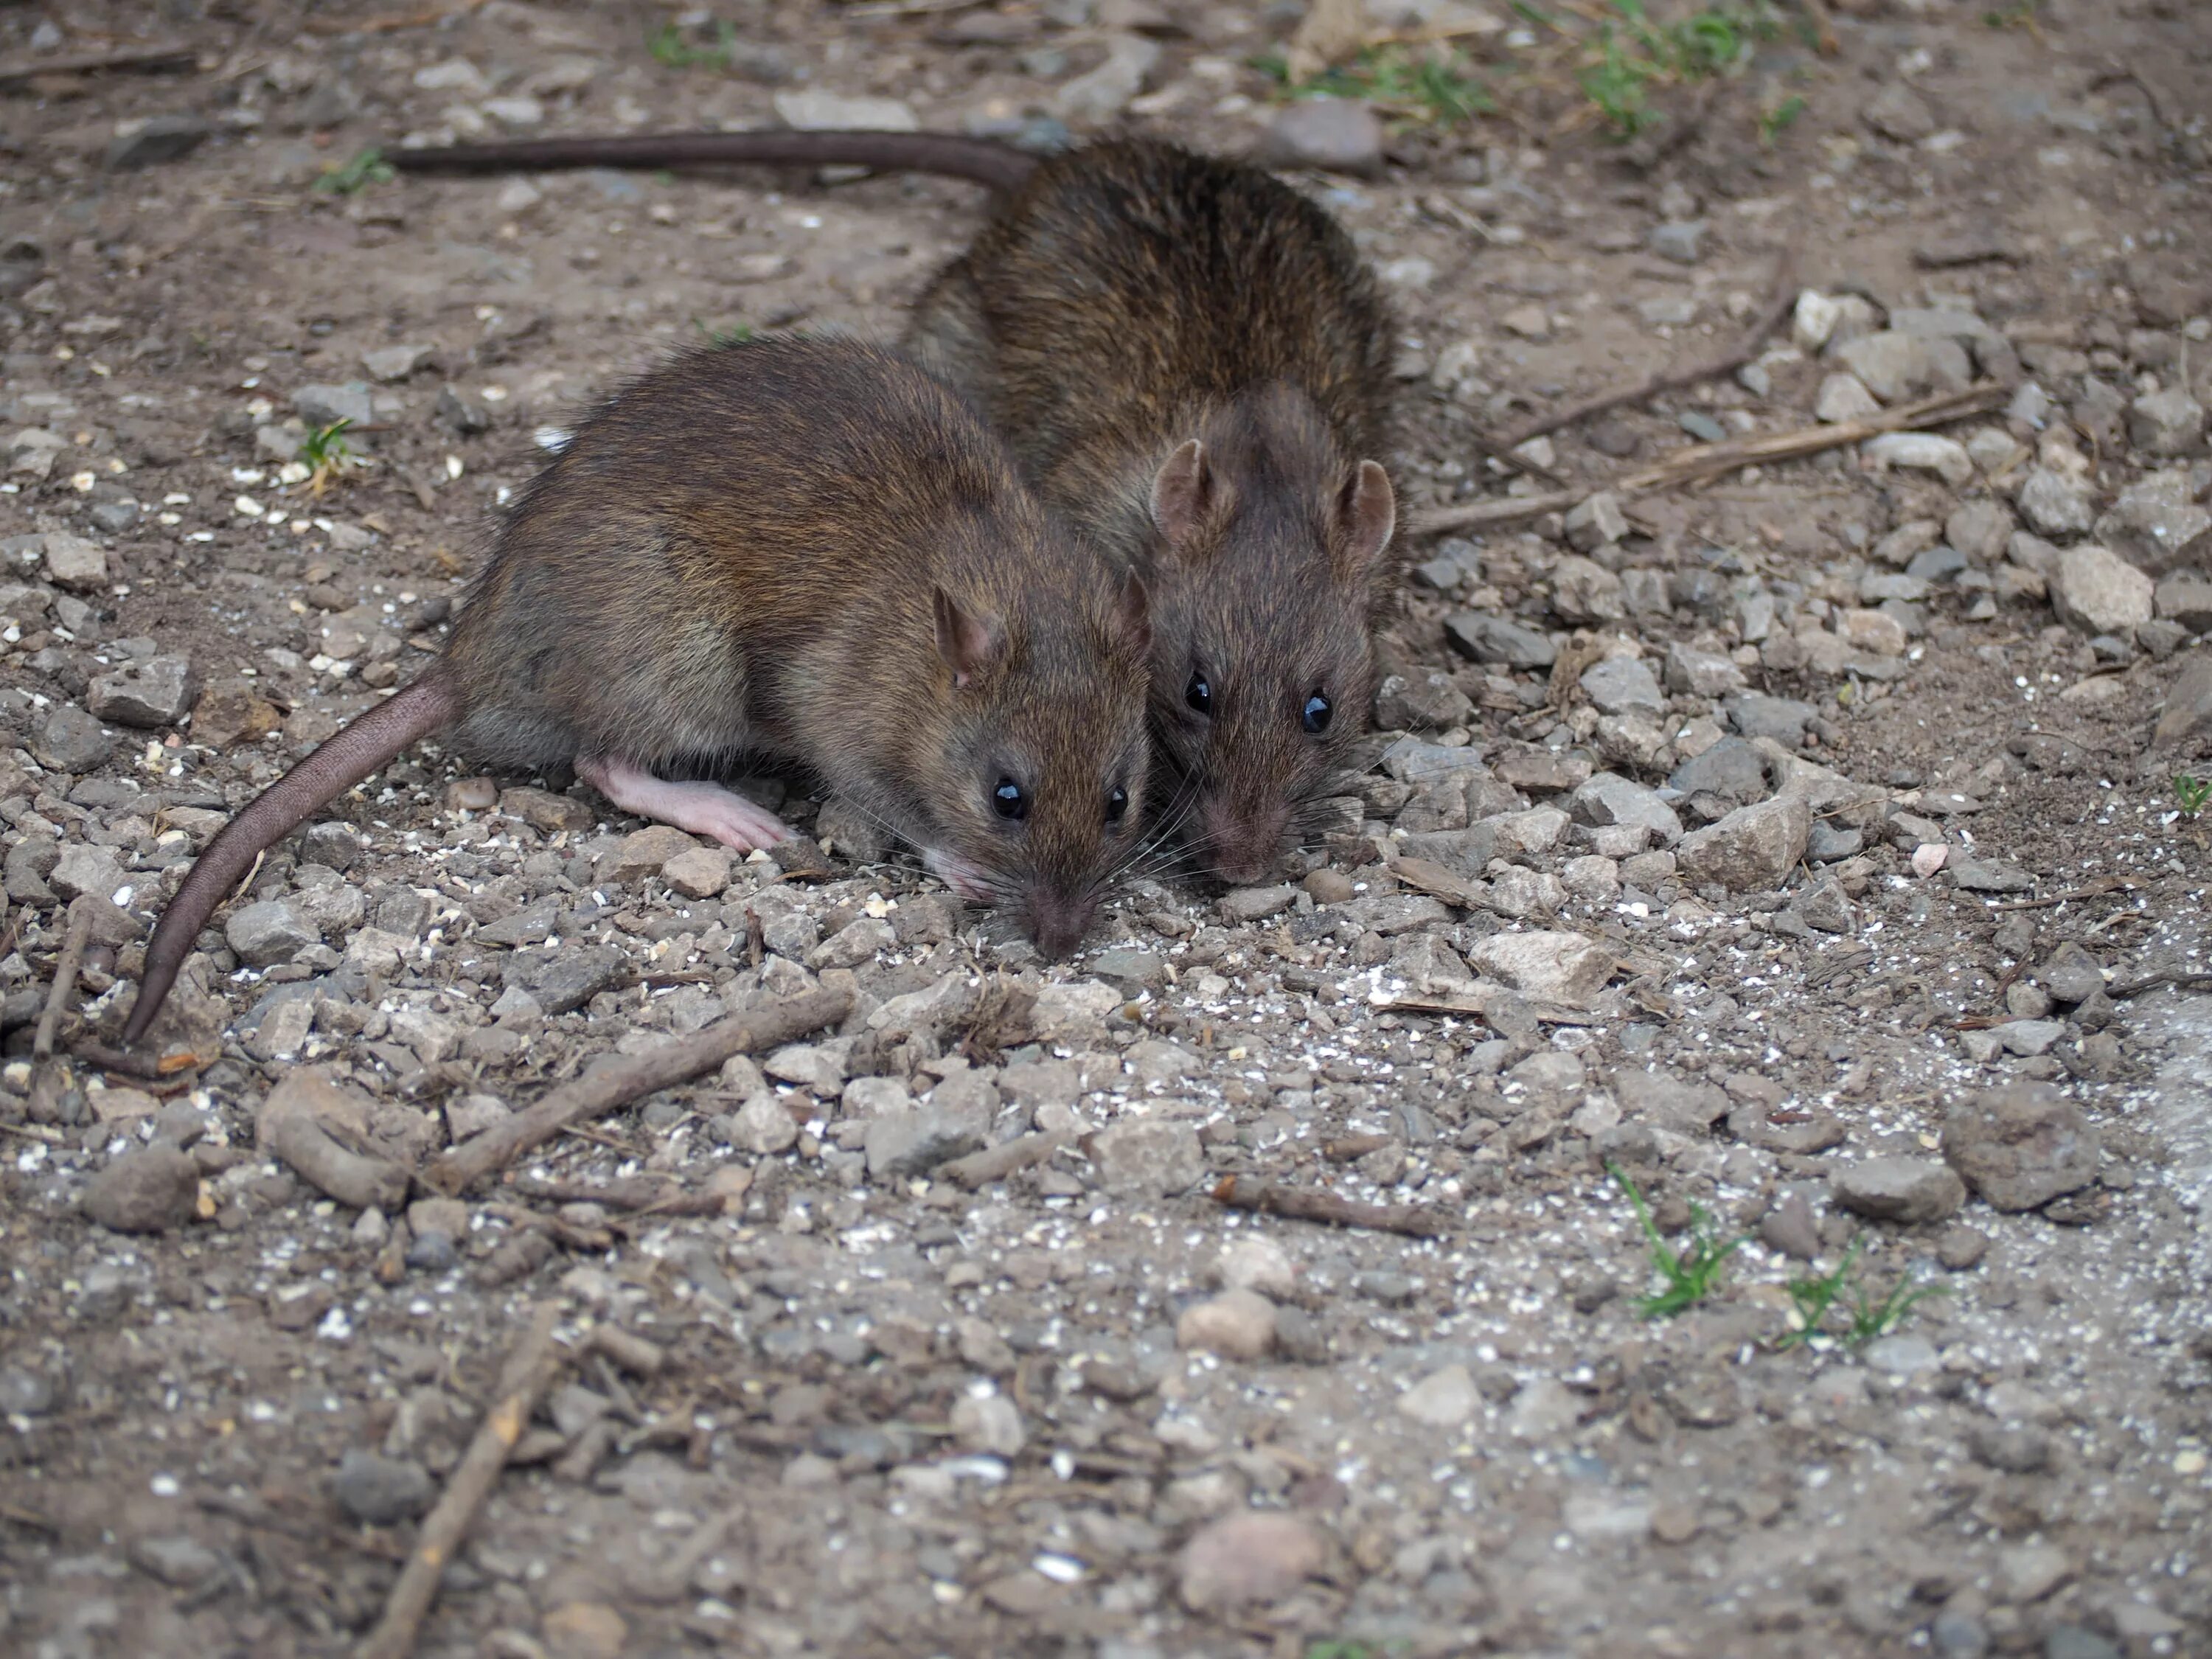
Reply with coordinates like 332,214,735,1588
1186,671,1212,714
1105,785,1127,824
992,777,1027,821
1302,692,1332,734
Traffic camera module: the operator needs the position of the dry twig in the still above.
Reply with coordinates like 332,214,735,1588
1409,383,2008,538
355,1303,568,1659
0,43,195,85
942,1130,1073,1189
1210,1175,1451,1239
33,902,92,1062
426,987,850,1192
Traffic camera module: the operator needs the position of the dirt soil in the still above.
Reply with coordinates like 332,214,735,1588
3,1,2211,1655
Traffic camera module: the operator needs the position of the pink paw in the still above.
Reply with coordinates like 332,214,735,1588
694,796,794,855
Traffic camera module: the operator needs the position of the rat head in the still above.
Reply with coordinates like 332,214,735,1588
1138,400,1396,885
911,572,1153,957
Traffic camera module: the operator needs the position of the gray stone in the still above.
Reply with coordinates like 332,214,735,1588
1647,219,1706,265
33,703,113,773
226,900,319,967
1942,1082,2099,1211
1674,795,1810,891
1996,1018,2064,1057
1663,642,1746,697
1088,1119,1205,1197
1834,331,1967,403
2127,388,2205,456
2017,467,2096,538
1615,1067,1728,1133
88,654,197,727
1832,1156,1965,1224
1178,1512,1327,1614
1725,693,1815,746
1815,372,1882,422
41,531,108,591
293,382,375,430
1381,737,1489,786
1374,669,1474,731
2096,470,2212,574
1175,1289,1277,1360
1570,773,1683,844
50,844,126,903
1093,947,1166,988
807,916,894,970
2050,544,2154,634
863,1107,985,1180
1550,555,1627,624
108,114,212,169
1253,96,1383,175
1465,930,1614,1006
1051,32,1159,123
1579,656,1664,717
1219,884,1296,924
1947,853,2035,894
2036,942,2104,1004
1669,738,1767,805
83,1145,198,1234
1446,611,1555,669
501,945,628,1014
130,1534,222,1587
332,1450,435,1526
1863,81,1935,142
1946,498,2014,563
2154,572,2212,630
1397,1363,1479,1427
1564,491,1630,551
362,344,436,383
0,1365,56,1416
2153,651,2212,745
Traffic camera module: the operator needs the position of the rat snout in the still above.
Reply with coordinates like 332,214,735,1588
1025,886,1099,960
1197,796,1291,886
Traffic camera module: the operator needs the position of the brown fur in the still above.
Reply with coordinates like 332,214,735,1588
126,337,1150,1043
905,140,1399,883
392,129,1400,882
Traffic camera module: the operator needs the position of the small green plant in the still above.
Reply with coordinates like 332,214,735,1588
1983,1,2039,28
2175,773,2211,819
299,418,357,495
313,147,394,195
1610,1162,1745,1318
1254,43,1492,130
648,17,739,71
1757,91,1807,146
694,319,755,348
1576,0,1783,139
1781,1237,1949,1350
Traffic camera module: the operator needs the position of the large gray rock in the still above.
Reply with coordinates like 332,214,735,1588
33,703,113,772
83,1145,198,1234
41,532,109,591
1464,930,1615,1006
1674,795,1810,891
2017,467,2096,539
1087,1119,1204,1197
1834,330,1967,402
1663,641,1747,697
1669,737,1769,805
1613,1067,1728,1134
501,945,628,1014
1833,1157,1966,1224
1446,611,1555,669
864,1107,985,1180
108,114,211,170
1941,1083,2099,1211
2127,388,2205,456
293,382,374,430
2096,470,2212,575
1579,656,1664,717
226,900,319,967
51,844,127,903
1570,773,1683,844
2153,652,2212,746
2050,545,2154,634
89,655,198,727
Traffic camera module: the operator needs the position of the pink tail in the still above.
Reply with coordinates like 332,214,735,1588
123,669,459,1046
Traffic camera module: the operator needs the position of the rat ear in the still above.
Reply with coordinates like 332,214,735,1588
933,586,1004,689
1331,459,1396,582
1149,439,1219,552
1113,566,1152,659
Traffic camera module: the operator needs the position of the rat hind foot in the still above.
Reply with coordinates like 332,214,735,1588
577,754,793,852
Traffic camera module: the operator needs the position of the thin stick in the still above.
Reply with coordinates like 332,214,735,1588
2110,970,2212,998
1407,383,2008,538
355,1303,567,1659
425,987,850,1192
1983,875,2141,913
1209,1175,1451,1239
1492,249,1798,450
0,43,196,85
33,902,92,1061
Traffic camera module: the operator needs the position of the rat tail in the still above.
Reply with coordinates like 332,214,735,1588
390,129,1040,193
122,668,459,1046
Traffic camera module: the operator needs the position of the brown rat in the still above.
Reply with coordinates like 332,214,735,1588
395,132,1398,886
123,335,1152,1044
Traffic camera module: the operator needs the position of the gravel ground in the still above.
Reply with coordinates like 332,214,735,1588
2,2,2210,1656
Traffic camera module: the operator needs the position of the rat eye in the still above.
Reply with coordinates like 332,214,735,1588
992,777,1028,821
1105,785,1128,824
1186,671,1212,715
1302,691,1332,734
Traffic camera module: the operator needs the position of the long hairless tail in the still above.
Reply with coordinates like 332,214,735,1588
122,669,460,1046
389,129,1040,193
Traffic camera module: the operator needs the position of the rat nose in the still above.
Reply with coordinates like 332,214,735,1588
1026,888,1096,959
1199,799,1290,886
